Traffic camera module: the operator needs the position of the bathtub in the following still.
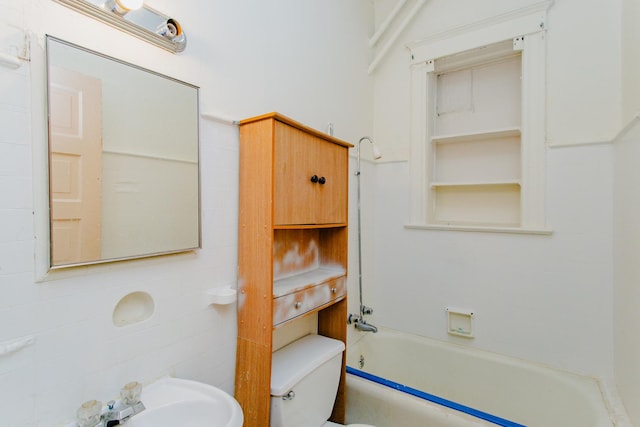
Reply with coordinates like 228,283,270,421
345,328,614,427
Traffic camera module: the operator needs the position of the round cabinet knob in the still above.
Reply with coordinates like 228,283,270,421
331,287,337,294
310,175,319,183
318,176,326,185
294,301,302,309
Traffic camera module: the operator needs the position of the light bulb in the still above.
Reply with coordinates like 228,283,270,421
105,0,143,15
116,0,143,11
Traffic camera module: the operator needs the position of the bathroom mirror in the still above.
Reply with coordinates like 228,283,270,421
46,36,200,268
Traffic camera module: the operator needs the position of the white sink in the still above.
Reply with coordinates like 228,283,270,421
125,377,243,427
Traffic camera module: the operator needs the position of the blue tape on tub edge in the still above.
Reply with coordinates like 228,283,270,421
346,366,526,427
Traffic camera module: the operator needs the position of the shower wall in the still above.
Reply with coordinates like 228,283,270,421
613,119,640,427
367,0,621,379
370,146,613,376
614,0,640,423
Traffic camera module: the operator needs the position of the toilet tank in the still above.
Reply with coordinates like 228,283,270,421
270,334,345,427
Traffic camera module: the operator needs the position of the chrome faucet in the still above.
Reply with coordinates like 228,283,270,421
347,313,378,333
101,399,146,426
355,320,378,333
76,382,145,427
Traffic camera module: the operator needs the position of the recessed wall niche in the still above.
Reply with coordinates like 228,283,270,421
113,291,154,326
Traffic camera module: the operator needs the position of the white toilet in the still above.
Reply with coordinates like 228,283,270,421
270,334,375,427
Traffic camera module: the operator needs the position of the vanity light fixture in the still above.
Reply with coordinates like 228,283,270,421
52,0,187,53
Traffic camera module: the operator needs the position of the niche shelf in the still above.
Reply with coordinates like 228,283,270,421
112,291,154,327
426,50,524,229
431,127,521,144
431,180,521,188
430,127,522,228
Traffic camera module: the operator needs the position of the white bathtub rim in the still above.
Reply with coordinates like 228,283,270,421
349,326,597,381
347,326,623,427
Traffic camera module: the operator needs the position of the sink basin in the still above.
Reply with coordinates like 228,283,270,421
125,377,243,427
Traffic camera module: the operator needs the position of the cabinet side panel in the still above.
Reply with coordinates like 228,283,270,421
235,338,271,427
238,119,275,345
319,298,348,424
237,119,275,427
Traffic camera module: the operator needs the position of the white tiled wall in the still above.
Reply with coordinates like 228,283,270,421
1,29,35,427
0,55,242,422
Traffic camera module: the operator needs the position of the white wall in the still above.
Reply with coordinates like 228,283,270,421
372,0,621,160
613,119,640,427
0,1,372,425
614,0,640,424
621,0,640,124
1,0,634,424
364,0,621,378
368,146,614,375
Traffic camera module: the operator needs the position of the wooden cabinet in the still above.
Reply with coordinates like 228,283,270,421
235,113,352,427
273,121,348,225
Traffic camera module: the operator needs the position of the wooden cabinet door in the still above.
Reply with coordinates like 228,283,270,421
274,122,347,225
314,138,347,224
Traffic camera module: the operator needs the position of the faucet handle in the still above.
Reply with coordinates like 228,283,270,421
76,400,102,427
347,313,360,324
120,381,142,405
361,305,374,315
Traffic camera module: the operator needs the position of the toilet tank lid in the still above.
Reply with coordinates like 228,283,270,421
271,334,345,396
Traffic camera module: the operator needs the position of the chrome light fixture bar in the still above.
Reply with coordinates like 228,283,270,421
52,0,187,53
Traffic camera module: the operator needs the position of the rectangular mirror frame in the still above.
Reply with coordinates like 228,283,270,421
46,36,201,270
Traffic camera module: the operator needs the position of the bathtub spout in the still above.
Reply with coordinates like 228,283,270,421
356,321,378,333
348,313,378,333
